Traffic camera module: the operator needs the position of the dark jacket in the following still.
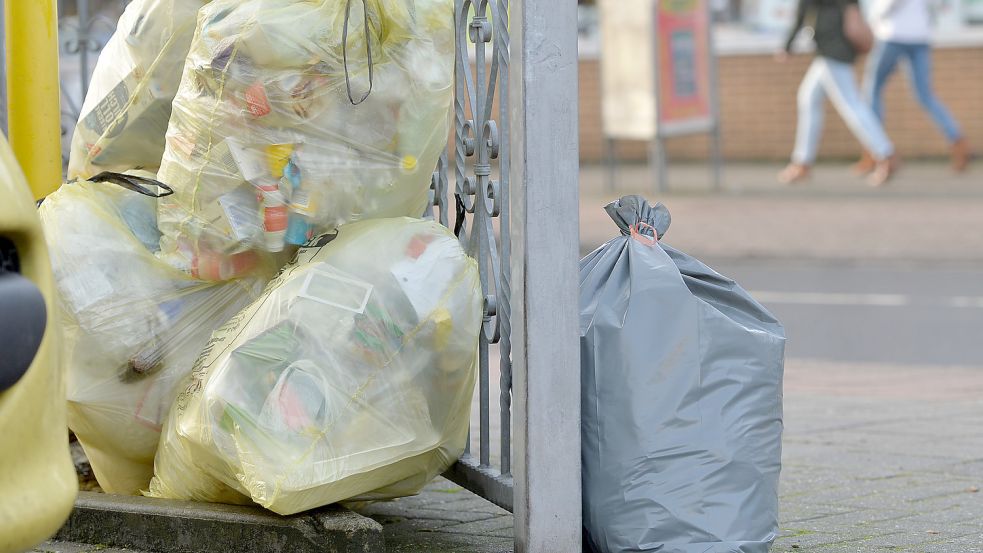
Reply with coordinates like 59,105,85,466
785,0,860,63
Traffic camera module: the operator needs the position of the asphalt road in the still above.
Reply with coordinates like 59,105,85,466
709,259,983,367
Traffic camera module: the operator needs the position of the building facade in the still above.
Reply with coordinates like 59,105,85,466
580,0,983,162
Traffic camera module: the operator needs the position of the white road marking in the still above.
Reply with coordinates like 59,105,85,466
749,291,983,308
948,296,983,308
749,291,910,307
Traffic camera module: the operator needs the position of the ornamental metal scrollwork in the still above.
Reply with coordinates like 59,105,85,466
435,0,513,509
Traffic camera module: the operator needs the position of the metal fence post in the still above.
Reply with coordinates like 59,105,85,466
509,0,581,550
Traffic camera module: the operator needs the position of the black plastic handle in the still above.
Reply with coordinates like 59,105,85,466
89,171,174,197
0,273,47,392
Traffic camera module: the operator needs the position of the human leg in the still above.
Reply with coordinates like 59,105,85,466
905,43,971,171
791,58,827,165
856,41,903,173
822,59,894,160
780,58,827,183
905,43,962,142
822,59,898,185
864,41,903,122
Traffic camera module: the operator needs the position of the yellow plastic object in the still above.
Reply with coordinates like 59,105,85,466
4,0,62,200
149,218,480,515
67,0,209,179
39,178,271,494
0,135,77,553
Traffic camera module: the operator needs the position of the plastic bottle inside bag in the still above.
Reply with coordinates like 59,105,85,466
154,0,455,278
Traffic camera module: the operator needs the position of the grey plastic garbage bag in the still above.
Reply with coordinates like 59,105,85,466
579,196,785,553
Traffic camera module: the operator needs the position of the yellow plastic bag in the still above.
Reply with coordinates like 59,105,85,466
154,0,454,278
148,217,480,514
67,0,209,179
39,177,269,494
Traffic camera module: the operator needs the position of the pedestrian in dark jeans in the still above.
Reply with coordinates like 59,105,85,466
778,0,899,187
856,0,972,173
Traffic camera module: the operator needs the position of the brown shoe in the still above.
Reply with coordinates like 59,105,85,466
778,163,811,185
952,137,971,173
868,154,900,187
852,150,876,175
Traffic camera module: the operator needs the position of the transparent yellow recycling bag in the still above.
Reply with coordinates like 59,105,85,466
154,0,455,279
148,217,480,514
39,176,269,494
68,0,209,179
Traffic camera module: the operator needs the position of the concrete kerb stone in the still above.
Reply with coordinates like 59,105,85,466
55,492,384,553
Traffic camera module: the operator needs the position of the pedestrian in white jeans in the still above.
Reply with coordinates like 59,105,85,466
778,0,899,186
793,57,895,166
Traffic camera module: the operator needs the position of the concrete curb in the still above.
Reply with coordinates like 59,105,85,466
55,492,384,553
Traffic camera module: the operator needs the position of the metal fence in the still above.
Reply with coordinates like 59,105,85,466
4,1,581,549
435,0,516,511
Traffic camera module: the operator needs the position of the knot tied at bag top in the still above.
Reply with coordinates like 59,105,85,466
603,195,671,245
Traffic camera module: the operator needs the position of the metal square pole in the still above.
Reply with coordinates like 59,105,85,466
509,0,582,551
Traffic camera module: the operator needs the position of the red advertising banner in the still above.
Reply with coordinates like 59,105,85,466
655,0,712,130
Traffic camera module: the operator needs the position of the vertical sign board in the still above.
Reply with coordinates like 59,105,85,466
598,0,657,142
654,0,714,136
599,0,721,191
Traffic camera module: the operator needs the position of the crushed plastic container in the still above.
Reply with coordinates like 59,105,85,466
148,217,480,514
154,0,455,278
68,0,209,179
39,175,269,494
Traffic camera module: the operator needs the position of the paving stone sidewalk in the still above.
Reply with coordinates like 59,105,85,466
580,162,983,262
353,358,983,553
773,360,983,552
354,479,513,553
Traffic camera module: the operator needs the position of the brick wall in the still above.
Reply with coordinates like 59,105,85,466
580,47,983,162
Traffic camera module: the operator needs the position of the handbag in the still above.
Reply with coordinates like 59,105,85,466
843,3,874,54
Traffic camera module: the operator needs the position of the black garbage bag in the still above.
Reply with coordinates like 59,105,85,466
580,196,786,553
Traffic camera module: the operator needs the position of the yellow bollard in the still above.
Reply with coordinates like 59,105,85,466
4,0,62,200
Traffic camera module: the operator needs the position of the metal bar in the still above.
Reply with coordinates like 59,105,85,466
478,329,490,467
452,0,469,240
650,0,667,193
444,454,513,511
596,5,612,193
710,123,723,191
495,0,512,479
509,0,582,549
437,151,449,227
706,0,724,192
605,138,616,192
473,1,491,467
78,0,89,100
652,135,668,194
